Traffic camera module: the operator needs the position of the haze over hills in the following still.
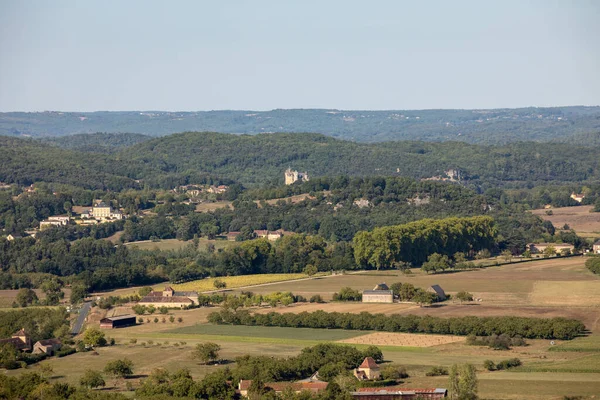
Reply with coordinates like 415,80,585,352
2,106,600,144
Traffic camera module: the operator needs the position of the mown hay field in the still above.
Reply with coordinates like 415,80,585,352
529,280,600,306
531,205,600,238
167,324,369,341
172,273,308,292
339,332,465,347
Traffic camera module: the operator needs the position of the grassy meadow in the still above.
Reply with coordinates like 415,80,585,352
5,256,600,399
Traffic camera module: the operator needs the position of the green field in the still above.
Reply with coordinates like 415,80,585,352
167,324,370,341
550,334,600,352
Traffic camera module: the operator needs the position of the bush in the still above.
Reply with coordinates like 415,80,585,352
56,346,76,358
496,358,522,370
380,364,409,380
332,287,362,301
425,366,448,376
310,295,324,303
483,360,496,371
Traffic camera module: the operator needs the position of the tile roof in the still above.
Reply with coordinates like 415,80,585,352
359,357,379,369
36,338,62,346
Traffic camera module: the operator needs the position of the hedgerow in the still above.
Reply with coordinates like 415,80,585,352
207,309,585,340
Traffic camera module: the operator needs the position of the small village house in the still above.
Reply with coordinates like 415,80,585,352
32,339,62,356
427,285,447,301
593,240,600,254
362,283,393,303
353,357,381,380
0,328,32,351
99,315,137,329
351,387,448,399
138,286,199,308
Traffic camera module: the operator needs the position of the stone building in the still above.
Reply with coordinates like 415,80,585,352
285,168,309,185
362,283,393,303
353,357,381,380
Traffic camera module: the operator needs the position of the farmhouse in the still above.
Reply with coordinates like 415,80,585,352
255,229,290,241
427,285,447,301
528,243,575,254
351,387,448,399
362,283,394,303
0,328,32,351
353,357,381,380
593,240,600,254
32,339,62,355
99,315,137,329
138,286,199,308
238,379,328,397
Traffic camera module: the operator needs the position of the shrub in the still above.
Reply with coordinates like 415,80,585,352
425,366,448,376
310,294,324,303
496,358,522,370
483,360,496,371
380,364,409,380
56,346,76,358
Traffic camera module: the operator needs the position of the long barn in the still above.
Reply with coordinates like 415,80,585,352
100,315,137,329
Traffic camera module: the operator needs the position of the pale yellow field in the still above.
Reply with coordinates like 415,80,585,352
529,280,600,306
173,273,309,292
339,332,465,347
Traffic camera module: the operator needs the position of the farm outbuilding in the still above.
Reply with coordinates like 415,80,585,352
362,283,393,303
100,315,136,329
427,285,447,301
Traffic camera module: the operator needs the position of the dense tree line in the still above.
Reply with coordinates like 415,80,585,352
208,309,585,340
0,237,167,291
586,256,600,275
0,308,69,342
353,216,497,268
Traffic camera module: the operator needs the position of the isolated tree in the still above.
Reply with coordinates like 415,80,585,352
421,253,452,274
412,290,435,307
543,246,556,258
303,264,318,276
41,279,64,305
138,286,153,297
448,363,478,400
15,288,38,307
192,342,221,364
501,250,513,263
80,369,106,389
104,358,134,379
82,327,107,347
456,291,474,303
213,279,227,289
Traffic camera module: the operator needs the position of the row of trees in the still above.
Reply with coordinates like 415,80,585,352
208,309,585,340
353,216,497,268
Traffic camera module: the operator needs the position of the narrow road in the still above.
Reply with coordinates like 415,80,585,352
71,301,92,335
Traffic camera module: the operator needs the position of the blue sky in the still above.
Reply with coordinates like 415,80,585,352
0,0,598,111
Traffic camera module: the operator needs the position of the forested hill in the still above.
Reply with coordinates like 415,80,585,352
2,106,600,144
1,132,599,189
118,132,599,186
41,132,151,153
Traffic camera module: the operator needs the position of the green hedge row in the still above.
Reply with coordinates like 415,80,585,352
208,309,585,340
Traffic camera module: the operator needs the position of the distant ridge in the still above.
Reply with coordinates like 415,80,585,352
2,106,600,145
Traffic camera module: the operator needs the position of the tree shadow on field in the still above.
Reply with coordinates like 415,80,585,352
127,374,148,379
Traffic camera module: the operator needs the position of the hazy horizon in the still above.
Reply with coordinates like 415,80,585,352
1,0,599,111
